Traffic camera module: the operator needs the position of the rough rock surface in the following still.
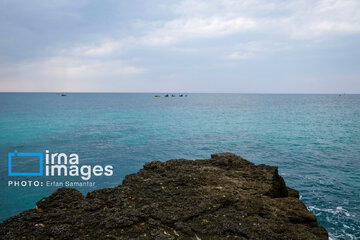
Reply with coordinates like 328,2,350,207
0,153,328,239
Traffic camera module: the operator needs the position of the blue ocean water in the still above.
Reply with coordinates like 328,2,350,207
0,93,359,239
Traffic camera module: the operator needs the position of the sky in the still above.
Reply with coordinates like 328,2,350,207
0,0,360,93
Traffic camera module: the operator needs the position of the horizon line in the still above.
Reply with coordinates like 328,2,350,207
0,91,358,95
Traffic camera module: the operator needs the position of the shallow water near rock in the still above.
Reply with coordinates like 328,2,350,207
0,93,359,239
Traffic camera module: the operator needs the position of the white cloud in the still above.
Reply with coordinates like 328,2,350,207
223,41,262,60
61,40,121,57
0,57,146,91
149,0,360,60
82,41,119,56
144,0,360,45
223,41,293,60
139,16,257,46
311,21,360,33
57,0,360,55
224,52,255,60
269,0,360,39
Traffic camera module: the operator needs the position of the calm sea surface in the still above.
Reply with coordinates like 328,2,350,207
0,93,359,239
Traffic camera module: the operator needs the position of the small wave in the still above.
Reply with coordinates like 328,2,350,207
329,232,357,240
308,206,353,217
308,205,358,240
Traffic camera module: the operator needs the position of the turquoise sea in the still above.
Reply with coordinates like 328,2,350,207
0,93,359,239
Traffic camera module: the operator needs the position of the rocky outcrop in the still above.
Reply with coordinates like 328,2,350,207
0,153,328,239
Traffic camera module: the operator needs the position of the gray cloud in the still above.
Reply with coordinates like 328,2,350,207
0,0,360,92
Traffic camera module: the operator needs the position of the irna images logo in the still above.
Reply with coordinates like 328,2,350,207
8,150,43,176
8,150,113,180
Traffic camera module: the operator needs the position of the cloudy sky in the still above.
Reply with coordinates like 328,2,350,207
0,0,360,93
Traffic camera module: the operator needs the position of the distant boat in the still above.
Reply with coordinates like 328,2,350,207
154,95,160,97
179,94,183,97
61,93,67,96
164,94,169,97
171,94,176,97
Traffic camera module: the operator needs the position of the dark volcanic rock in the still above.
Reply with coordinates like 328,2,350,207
0,153,328,239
